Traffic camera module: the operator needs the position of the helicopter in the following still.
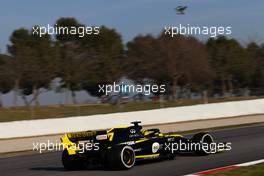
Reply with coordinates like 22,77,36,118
175,6,187,14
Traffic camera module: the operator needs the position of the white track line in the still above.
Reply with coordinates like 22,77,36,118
236,159,264,167
184,159,264,176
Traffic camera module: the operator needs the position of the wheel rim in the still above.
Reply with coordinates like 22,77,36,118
123,149,134,165
121,147,135,168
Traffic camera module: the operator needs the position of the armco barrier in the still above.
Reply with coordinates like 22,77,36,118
0,99,264,139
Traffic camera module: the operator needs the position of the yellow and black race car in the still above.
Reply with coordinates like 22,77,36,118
61,121,216,170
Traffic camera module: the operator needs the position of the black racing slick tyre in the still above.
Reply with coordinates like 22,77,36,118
192,132,214,155
107,145,135,170
62,149,84,170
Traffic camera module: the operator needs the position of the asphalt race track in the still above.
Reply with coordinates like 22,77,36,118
1,124,264,176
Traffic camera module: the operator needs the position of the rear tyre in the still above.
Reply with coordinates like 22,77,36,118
106,145,135,170
62,149,84,170
192,132,214,155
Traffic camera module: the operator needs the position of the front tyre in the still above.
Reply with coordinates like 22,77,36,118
107,145,135,170
192,132,214,155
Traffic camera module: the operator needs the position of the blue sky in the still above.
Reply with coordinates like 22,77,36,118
0,0,264,53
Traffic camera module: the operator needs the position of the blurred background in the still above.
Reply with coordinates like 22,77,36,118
0,0,264,121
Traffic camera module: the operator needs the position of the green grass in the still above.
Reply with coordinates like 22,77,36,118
208,163,264,176
0,96,263,122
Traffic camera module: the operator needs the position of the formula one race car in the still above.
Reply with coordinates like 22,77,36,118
61,121,216,170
